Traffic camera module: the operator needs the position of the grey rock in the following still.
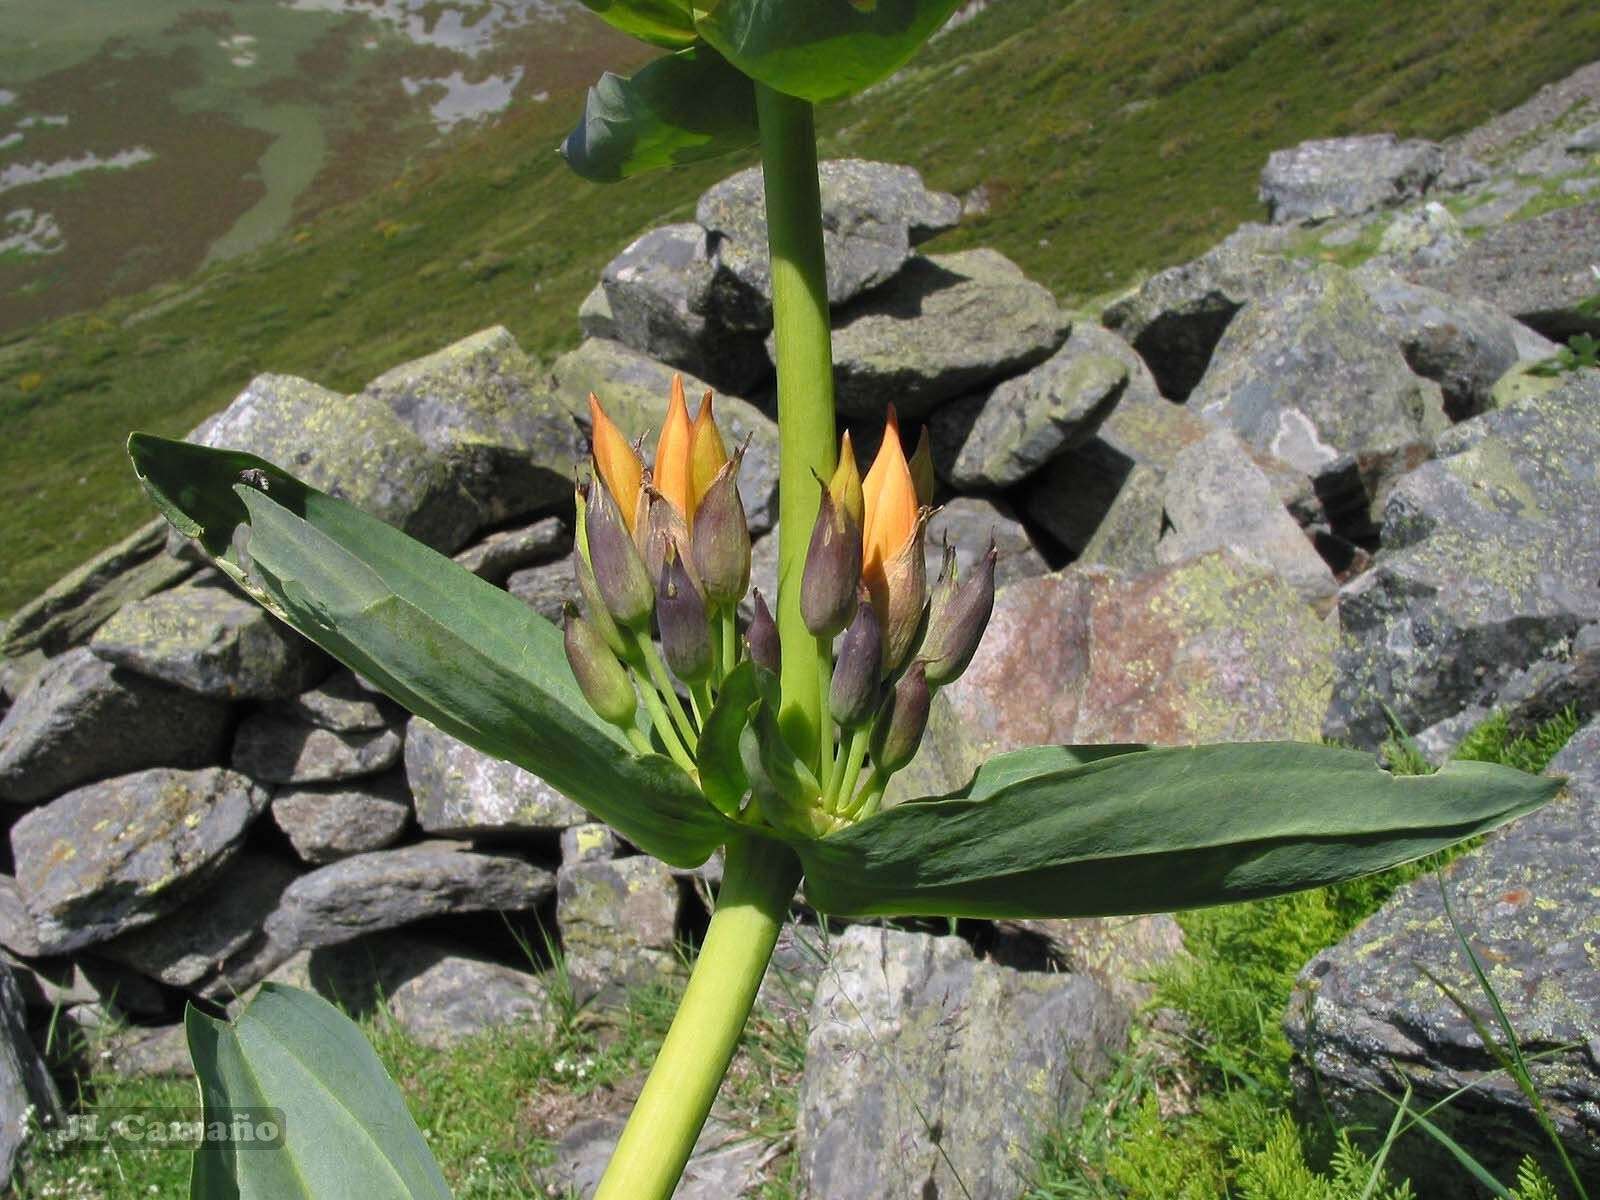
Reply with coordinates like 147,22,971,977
1076,462,1166,573
923,496,1050,591
506,554,576,624
0,961,63,1188
930,343,1127,489
1416,201,1600,341
745,528,780,624
271,773,411,864
696,158,961,326
828,249,1071,420
452,516,570,585
88,579,328,700
10,767,268,955
0,881,38,962
1374,200,1466,270
1102,241,1306,399
405,716,586,836
1191,264,1448,539
556,856,680,1005
989,914,1187,1010
1260,134,1444,224
270,671,394,733
1285,716,1600,1185
1326,372,1600,748
577,282,618,341
1568,121,1600,154
547,1114,772,1200
1156,430,1336,610
2,955,166,1017
387,952,555,1049
101,1023,193,1079
0,648,231,807
233,712,401,785
560,823,618,866
798,927,1125,1200
548,338,780,532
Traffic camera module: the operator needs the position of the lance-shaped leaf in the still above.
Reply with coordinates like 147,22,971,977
563,45,758,183
128,434,733,868
186,984,449,1199
579,0,698,49
795,742,1561,918
692,0,966,103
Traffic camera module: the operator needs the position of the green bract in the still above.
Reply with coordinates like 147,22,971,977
579,0,697,49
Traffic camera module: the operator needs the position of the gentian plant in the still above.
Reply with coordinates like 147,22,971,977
124,3,1559,1197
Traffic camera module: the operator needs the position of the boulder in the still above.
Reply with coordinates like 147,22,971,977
923,496,1051,592
88,578,328,700
452,516,570,585
101,1023,193,1079
1190,264,1448,539
545,1114,773,1200
1075,462,1166,573
798,926,1126,1200
386,952,555,1049
10,767,268,955
696,158,961,326
560,823,619,866
0,961,63,1189
0,648,231,807
506,555,576,624
1415,201,1600,341
828,249,1071,420
577,282,618,341
0,880,39,960
1285,717,1600,1187
233,712,402,785
1374,200,1466,271
269,671,396,733
271,772,411,864
405,716,586,837
1325,372,1600,749
1259,134,1444,224
987,914,1187,1010
2,954,166,1018
548,338,780,532
556,856,680,1005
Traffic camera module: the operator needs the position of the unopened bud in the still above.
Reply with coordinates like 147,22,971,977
657,547,712,684
801,483,863,639
829,432,864,528
870,661,930,776
908,426,935,507
747,589,781,674
920,539,996,688
690,451,750,610
636,487,693,593
564,604,637,728
872,512,929,674
573,486,629,659
829,597,882,728
584,474,654,629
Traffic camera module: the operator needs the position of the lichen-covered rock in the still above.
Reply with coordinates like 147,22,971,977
271,773,411,864
556,857,680,1005
923,496,1051,592
1325,371,1600,748
10,767,268,955
1284,716,1600,1186
233,712,402,785
269,671,395,733
0,880,39,960
547,338,779,532
988,914,1187,1010
405,716,586,836
1259,134,1444,224
560,823,618,866
1191,264,1448,538
798,926,1125,1200
506,554,576,624
0,960,62,1189
387,952,555,1049
0,648,231,807
828,249,1071,420
1374,200,1467,271
928,343,1127,489
88,578,328,700
452,516,570,585
1076,462,1166,573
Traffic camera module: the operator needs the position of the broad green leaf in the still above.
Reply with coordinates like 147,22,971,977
796,743,1561,918
692,0,966,103
562,45,758,183
579,0,698,49
128,434,733,868
698,660,759,816
186,984,448,1199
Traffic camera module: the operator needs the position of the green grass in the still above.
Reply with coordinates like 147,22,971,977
1025,707,1581,1200
6,0,1600,615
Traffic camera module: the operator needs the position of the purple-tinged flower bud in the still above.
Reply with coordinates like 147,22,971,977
829,597,882,728
870,661,930,776
747,589,781,674
657,546,712,684
573,483,629,660
636,486,694,594
690,451,750,610
920,538,997,688
563,603,637,728
583,474,653,629
801,483,863,639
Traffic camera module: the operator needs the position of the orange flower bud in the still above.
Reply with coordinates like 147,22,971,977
587,393,643,535
861,408,927,671
689,390,730,509
653,374,695,525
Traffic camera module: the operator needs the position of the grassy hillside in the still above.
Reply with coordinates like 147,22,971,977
5,0,1600,615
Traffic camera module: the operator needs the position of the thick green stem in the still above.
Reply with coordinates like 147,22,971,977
757,83,837,766
594,837,802,1200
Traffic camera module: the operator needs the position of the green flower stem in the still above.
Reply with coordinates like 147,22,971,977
843,767,887,820
634,630,699,748
636,681,696,774
691,680,715,727
625,726,655,757
756,82,837,768
721,609,738,683
828,725,871,814
816,637,835,792
594,836,802,1200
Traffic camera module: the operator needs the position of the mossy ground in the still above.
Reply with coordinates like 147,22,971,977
7,0,1600,615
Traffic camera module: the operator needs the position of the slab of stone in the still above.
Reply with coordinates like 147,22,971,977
405,716,586,837
0,648,231,807
10,767,268,955
560,823,619,866
798,926,1126,1200
506,554,576,624
89,579,328,700
1076,462,1166,573
546,1114,773,1200
1259,134,1444,224
452,516,571,585
271,773,411,865
387,952,555,1050
828,249,1070,420
1285,716,1600,1185
0,961,62,1189
577,282,618,341
101,1023,193,1079
556,856,680,1006
3,954,166,1017
1373,199,1467,271
548,337,779,532
923,496,1051,592
0,880,39,960
988,914,1187,1010
269,671,395,733
233,712,402,785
